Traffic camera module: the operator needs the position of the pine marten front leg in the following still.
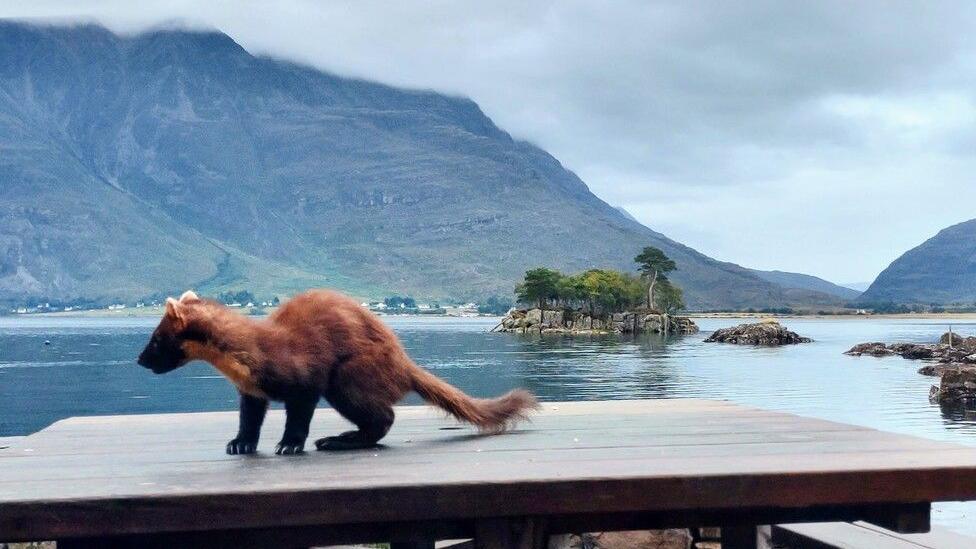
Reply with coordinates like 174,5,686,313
226,393,320,455
226,393,268,455
275,395,319,455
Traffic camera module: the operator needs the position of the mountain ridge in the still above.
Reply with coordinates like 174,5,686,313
0,21,846,310
858,219,976,306
748,269,861,300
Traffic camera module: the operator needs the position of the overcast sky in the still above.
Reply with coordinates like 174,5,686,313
6,1,976,284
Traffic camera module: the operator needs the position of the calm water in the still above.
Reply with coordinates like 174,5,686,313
1,315,975,534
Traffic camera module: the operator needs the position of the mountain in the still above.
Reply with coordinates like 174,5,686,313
0,22,846,310
748,270,861,300
858,219,976,306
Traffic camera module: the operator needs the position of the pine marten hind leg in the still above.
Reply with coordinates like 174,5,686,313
316,390,395,451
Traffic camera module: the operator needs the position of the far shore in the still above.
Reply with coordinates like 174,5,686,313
10,306,485,319
689,311,976,320
11,307,976,321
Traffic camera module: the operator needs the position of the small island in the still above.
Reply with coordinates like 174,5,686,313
704,319,812,346
846,332,976,404
494,307,698,335
493,247,699,335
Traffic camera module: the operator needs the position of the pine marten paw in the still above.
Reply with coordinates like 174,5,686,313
274,439,306,455
226,438,258,455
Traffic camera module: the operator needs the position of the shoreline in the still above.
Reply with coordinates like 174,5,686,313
688,312,976,320
10,308,976,321
7,306,494,319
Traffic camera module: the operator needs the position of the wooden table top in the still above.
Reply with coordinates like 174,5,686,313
3,399,976,542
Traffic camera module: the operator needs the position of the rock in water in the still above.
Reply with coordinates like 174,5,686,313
930,366,976,403
844,342,893,357
940,332,976,349
704,321,812,346
846,332,976,363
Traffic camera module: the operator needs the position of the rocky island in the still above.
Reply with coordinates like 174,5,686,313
704,319,812,346
846,332,976,404
492,308,699,335
845,332,976,373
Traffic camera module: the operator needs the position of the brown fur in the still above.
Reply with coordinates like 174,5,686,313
151,290,538,441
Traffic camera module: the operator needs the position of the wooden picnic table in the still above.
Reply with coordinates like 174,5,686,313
2,399,976,549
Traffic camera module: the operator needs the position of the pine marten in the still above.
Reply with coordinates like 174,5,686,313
137,290,538,455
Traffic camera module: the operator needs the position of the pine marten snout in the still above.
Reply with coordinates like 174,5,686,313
137,289,538,455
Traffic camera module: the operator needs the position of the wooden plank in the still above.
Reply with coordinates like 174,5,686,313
0,437,954,487
15,409,814,444
5,445,976,499
772,522,976,548
43,505,936,549
1,399,973,542
0,423,877,465
0,414,875,453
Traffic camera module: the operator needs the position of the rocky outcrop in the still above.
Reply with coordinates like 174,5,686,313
846,332,976,375
845,342,893,357
492,308,699,335
941,332,976,347
846,333,976,406
704,320,811,346
918,363,959,377
929,365,976,403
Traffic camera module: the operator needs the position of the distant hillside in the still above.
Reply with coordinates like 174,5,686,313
749,270,861,300
0,22,846,310
858,219,976,306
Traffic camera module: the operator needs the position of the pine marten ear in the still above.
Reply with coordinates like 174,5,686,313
179,290,199,303
164,297,187,330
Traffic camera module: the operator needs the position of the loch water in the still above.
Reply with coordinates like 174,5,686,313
1,315,975,534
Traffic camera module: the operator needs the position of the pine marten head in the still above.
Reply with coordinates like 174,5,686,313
137,291,204,374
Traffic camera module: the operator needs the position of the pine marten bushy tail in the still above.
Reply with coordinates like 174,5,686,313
409,365,539,431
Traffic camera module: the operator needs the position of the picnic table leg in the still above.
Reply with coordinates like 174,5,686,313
720,524,758,549
474,517,549,549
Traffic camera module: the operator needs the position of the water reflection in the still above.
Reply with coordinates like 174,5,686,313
940,399,976,426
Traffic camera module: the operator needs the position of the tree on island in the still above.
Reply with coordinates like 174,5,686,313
514,268,644,318
515,267,562,309
581,269,644,318
634,246,677,310
513,259,686,319
656,281,685,315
